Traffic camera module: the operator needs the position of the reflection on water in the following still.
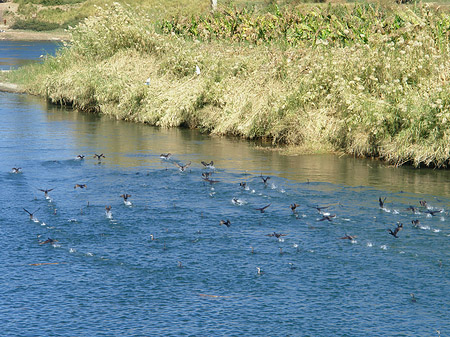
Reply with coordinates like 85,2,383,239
0,40,61,70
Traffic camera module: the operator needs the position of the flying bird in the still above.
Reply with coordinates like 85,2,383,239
74,184,87,189
319,214,336,221
290,203,299,213
255,203,271,213
160,153,171,160
201,161,214,168
120,194,131,201
219,219,231,227
11,167,22,173
38,188,54,197
379,197,387,208
260,175,270,184
173,162,191,172
265,232,286,238
93,154,105,160
23,207,40,220
339,235,357,240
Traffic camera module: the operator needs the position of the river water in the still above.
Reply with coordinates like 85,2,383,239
0,41,449,336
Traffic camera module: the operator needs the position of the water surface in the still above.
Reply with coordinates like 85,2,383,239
0,43,448,336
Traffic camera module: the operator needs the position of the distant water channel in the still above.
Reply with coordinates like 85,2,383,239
0,41,448,336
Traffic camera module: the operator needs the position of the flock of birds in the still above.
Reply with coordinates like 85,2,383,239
12,151,445,299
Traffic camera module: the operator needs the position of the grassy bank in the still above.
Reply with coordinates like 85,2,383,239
5,2,450,167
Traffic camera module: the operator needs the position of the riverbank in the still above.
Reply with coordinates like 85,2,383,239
5,2,450,167
0,28,69,41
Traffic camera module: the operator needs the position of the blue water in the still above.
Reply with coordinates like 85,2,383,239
0,43,449,336
0,40,61,70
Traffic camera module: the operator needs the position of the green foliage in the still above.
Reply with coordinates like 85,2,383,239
11,18,60,31
12,2,450,167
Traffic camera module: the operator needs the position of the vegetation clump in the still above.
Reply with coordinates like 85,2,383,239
6,2,450,167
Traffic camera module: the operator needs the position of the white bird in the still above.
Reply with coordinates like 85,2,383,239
145,77,151,85
195,65,201,75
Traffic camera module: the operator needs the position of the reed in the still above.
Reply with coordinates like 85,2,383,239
9,2,450,167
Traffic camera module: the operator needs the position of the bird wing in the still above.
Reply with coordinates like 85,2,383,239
261,203,271,210
173,162,181,168
184,162,191,168
23,208,32,215
201,161,207,166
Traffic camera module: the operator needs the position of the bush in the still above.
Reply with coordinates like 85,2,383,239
11,18,61,31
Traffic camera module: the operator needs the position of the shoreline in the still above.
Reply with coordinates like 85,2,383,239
0,28,69,41
0,81,25,93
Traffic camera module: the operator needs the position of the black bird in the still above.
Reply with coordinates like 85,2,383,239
203,177,220,184
38,188,54,197
160,153,172,160
319,214,336,221
105,205,112,212
290,203,299,213
74,184,87,189
405,205,418,212
387,223,402,238
240,182,247,188
260,175,270,184
219,219,231,227
308,205,330,213
419,200,428,207
202,172,212,179
93,153,105,160
423,209,442,216
265,232,287,238
255,203,271,213
11,167,22,173
379,197,387,208
410,293,417,303
23,207,40,220
339,235,357,240
76,155,85,160
120,194,131,201
174,161,191,172
201,160,214,168
411,219,420,227
39,238,58,245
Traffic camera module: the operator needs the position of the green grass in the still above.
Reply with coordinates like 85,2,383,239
9,2,450,167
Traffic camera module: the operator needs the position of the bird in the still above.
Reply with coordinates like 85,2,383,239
203,177,220,184
290,203,299,213
150,234,158,241
93,153,105,160
120,194,131,201
379,197,387,208
39,238,58,245
105,205,112,212
173,161,191,172
339,235,357,240
195,65,201,75
76,155,85,160
260,175,270,184
419,200,428,207
38,188,54,197
240,182,247,188
410,293,417,303
319,214,336,221
288,262,297,270
265,232,287,238
202,172,212,179
250,246,254,254
177,261,183,268
23,207,40,220
308,205,330,213
387,223,403,238
423,209,442,216
219,219,231,227
256,267,264,275
145,77,151,85
160,153,171,160
201,160,214,168
405,205,418,212
255,203,271,213
11,167,22,173
411,219,420,227
74,184,87,189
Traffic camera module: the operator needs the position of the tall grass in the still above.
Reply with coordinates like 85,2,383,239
9,2,450,167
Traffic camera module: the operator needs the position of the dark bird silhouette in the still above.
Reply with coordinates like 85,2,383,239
39,238,58,245
76,155,85,160
379,197,387,208
265,232,287,238
319,214,336,221
410,293,417,303
23,207,40,220
419,200,428,207
411,219,420,227
201,160,214,168
120,194,131,201
290,203,299,213
387,223,403,238
240,182,247,188
308,205,330,213
203,177,220,184
74,184,87,189
423,209,442,216
38,188,54,197
405,205,418,212
160,153,171,160
339,235,357,240
105,205,112,212
202,172,212,179
260,175,270,184
255,203,271,213
174,161,191,172
219,219,231,227
93,153,105,160
12,167,22,173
